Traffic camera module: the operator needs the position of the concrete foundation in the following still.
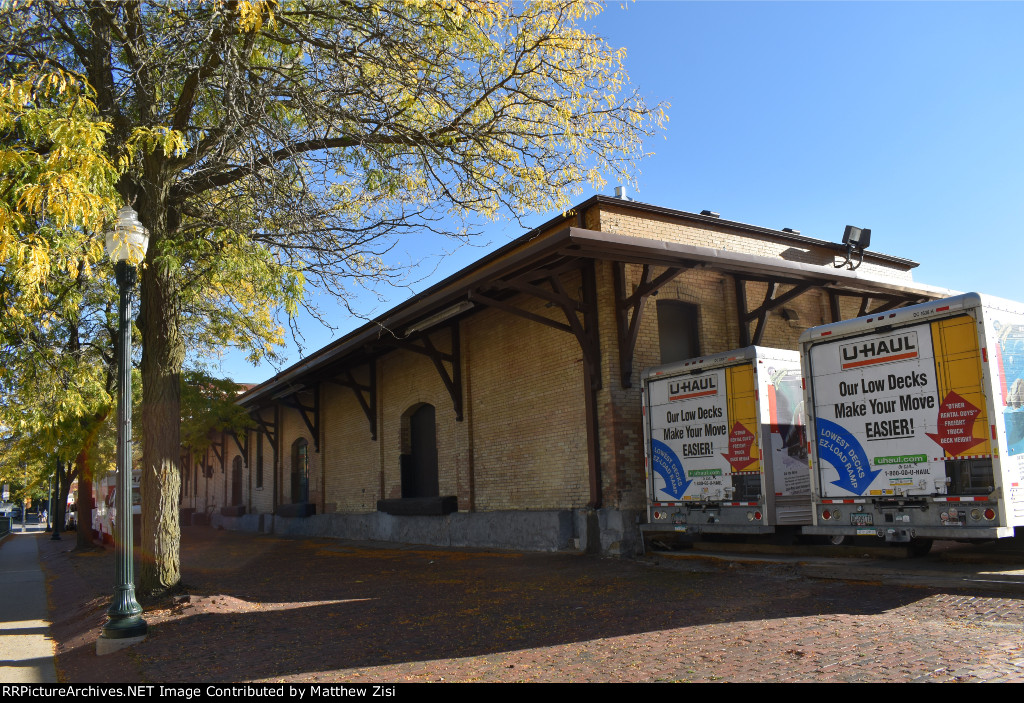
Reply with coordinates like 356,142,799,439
209,508,643,556
96,633,146,656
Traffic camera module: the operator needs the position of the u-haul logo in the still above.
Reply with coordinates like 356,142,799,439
668,375,719,401
840,332,919,369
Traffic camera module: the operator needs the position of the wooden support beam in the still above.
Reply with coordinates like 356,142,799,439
614,263,688,387
467,290,574,335
210,433,224,468
504,279,584,312
328,360,377,439
829,290,842,323
735,277,751,347
252,411,277,453
377,324,464,421
279,386,321,452
735,277,812,346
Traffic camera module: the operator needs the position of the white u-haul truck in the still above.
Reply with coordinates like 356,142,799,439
801,293,1024,552
641,347,811,538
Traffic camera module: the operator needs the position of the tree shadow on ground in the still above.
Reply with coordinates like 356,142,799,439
40,528,1024,682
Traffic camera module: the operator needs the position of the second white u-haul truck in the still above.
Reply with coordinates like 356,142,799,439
801,293,1024,549
641,346,811,538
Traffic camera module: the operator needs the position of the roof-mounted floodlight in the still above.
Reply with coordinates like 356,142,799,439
835,225,872,270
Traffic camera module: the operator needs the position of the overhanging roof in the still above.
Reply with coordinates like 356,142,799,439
237,224,949,408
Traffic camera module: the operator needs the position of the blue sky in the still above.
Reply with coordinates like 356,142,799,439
212,1,1024,384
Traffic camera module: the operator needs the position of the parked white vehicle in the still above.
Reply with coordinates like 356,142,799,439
92,469,141,543
800,293,1024,551
641,346,810,539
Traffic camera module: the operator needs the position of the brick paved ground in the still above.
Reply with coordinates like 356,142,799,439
38,528,1024,683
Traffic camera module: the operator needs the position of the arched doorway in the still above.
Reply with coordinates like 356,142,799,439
402,404,438,498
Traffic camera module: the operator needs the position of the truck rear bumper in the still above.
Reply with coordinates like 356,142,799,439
641,523,776,535
801,525,1015,540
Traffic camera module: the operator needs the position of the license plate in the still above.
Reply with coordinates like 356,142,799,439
851,513,873,526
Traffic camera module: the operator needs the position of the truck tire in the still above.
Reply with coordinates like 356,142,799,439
908,538,933,557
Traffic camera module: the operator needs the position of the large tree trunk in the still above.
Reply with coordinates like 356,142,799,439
74,447,95,550
55,461,75,534
138,228,186,595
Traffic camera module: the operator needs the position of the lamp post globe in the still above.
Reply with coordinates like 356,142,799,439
99,204,148,646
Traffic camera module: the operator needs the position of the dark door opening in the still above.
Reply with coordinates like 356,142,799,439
404,404,439,498
291,438,309,504
231,456,243,505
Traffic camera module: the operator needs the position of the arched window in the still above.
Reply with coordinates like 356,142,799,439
291,438,309,504
657,300,701,364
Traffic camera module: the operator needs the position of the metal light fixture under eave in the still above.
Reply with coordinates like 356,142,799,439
835,225,872,270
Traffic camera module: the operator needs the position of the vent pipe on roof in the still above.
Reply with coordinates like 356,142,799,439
782,227,800,235
700,210,720,218
614,185,632,201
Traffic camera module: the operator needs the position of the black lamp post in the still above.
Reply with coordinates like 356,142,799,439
99,205,148,647
51,458,60,540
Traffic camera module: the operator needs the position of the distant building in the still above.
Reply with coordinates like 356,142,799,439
181,193,949,554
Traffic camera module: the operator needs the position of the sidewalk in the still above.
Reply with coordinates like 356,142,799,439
0,528,58,683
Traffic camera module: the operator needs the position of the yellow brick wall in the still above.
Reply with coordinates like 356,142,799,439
248,417,275,515
378,332,471,507
322,367,381,513
270,290,592,516
463,294,590,510
223,439,245,506
595,205,914,282
190,446,222,513
209,440,227,510
276,399,321,508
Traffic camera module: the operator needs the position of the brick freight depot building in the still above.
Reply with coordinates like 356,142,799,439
181,193,951,554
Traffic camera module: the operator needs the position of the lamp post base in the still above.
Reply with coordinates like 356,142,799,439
98,613,147,655
97,630,147,656
100,613,147,638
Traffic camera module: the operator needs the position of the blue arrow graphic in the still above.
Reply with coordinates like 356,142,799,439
651,439,692,499
816,418,881,495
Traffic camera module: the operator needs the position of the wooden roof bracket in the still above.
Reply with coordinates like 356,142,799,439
210,432,225,470
613,262,690,388
327,358,378,440
229,429,249,468
735,276,814,346
251,410,278,453
278,385,321,452
378,322,463,421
